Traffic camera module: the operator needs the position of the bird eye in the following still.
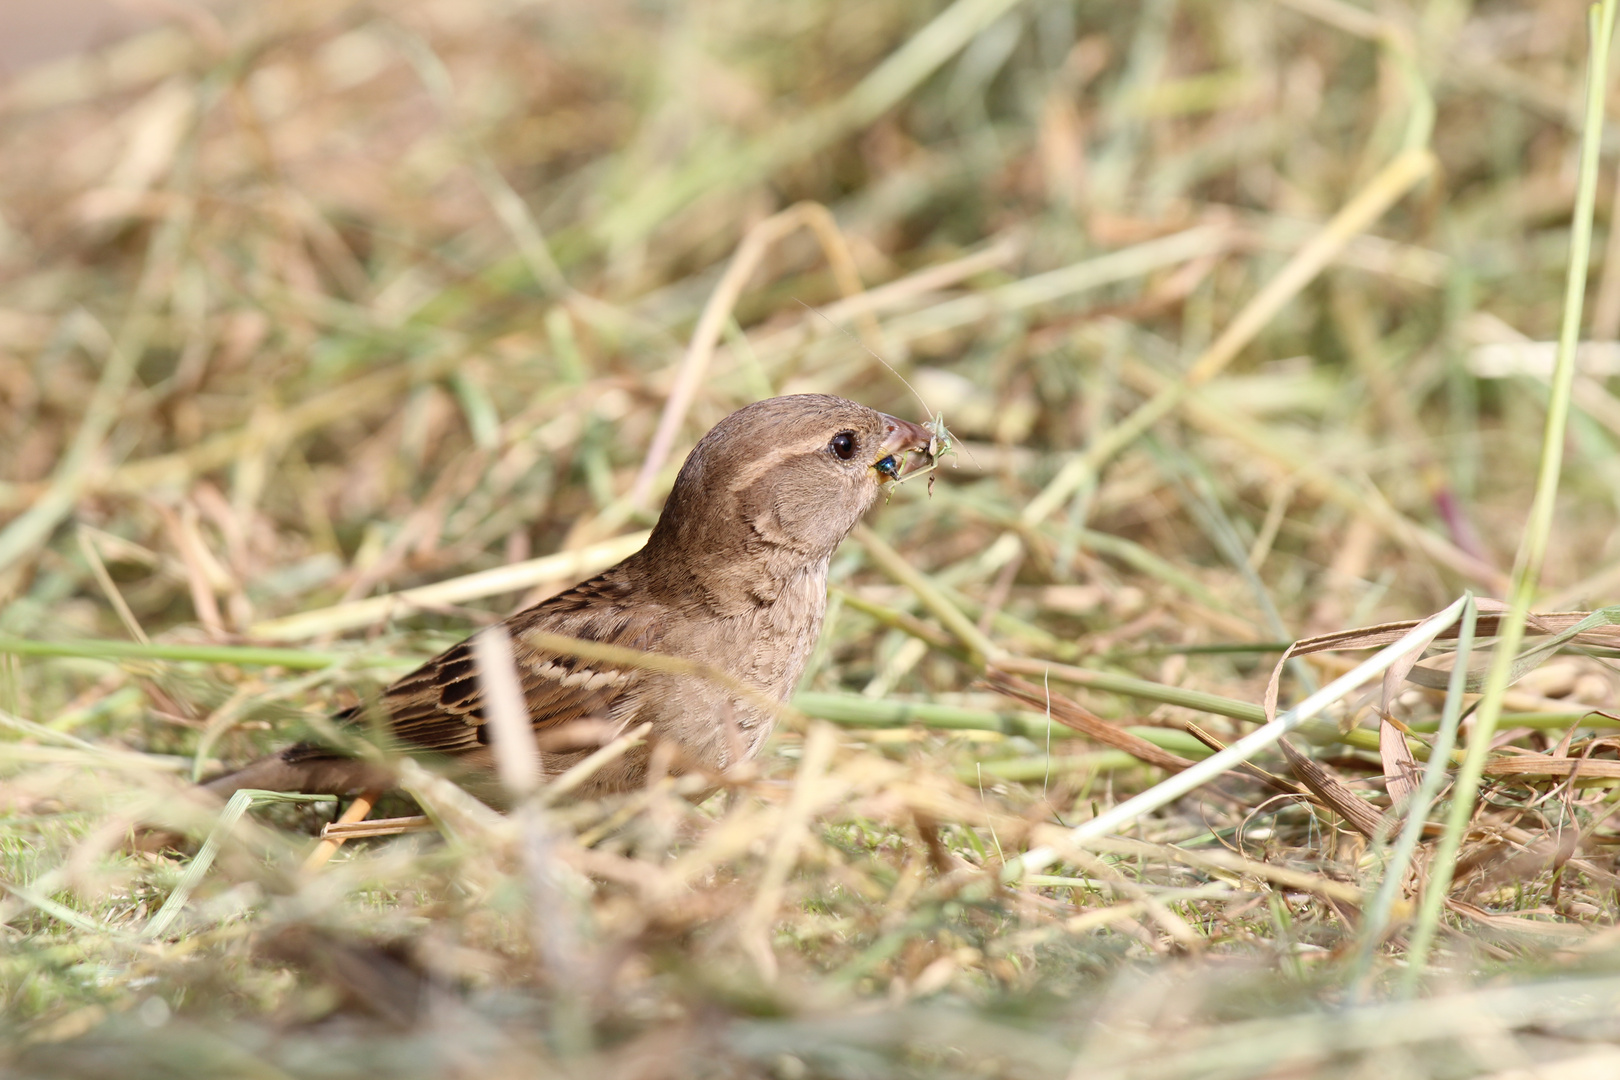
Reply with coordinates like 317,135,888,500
875,455,899,479
829,432,857,460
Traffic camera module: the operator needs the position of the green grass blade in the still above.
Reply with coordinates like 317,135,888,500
1408,0,1618,990
143,790,337,940
0,637,414,669
1353,594,1477,995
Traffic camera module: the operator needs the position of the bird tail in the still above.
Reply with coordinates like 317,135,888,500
201,746,393,800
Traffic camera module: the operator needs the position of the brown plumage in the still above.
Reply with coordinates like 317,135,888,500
204,394,934,801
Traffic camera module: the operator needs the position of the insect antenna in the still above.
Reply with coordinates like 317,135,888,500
791,298,977,483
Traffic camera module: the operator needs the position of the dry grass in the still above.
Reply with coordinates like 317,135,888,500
5,0,1620,1076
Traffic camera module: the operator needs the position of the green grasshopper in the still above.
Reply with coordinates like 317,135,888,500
887,411,956,499
794,298,963,499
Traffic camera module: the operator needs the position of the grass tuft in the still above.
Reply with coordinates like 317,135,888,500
5,1,1620,1075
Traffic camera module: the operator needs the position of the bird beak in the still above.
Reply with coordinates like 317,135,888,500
874,413,935,481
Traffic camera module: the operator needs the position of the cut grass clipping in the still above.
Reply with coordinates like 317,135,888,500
4,0,1620,1076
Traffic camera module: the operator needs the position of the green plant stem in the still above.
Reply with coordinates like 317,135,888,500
0,637,413,670
1404,0,1618,991
855,524,1000,664
1356,595,1476,996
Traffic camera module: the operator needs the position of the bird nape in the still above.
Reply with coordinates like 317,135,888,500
203,394,935,804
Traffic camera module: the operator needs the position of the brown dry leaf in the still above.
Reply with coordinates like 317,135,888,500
1287,603,1620,694
1482,758,1620,780
1444,898,1588,940
1378,721,1421,808
1182,721,1307,799
1278,739,1389,841
984,670,1195,773
1377,604,1456,809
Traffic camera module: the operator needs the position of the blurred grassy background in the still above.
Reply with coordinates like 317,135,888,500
5,0,1620,1076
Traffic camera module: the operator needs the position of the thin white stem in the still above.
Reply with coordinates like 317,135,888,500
1007,594,1468,879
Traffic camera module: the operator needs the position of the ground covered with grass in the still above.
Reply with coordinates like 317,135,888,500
5,0,1620,1076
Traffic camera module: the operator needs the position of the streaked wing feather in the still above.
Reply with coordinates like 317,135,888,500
343,566,666,757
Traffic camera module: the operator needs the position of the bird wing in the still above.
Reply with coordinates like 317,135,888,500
343,566,667,758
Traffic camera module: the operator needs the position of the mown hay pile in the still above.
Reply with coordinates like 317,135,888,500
5,1,1620,1076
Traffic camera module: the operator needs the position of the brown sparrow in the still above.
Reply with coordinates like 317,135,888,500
205,394,934,800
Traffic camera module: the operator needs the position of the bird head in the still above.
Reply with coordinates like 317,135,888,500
647,394,935,581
